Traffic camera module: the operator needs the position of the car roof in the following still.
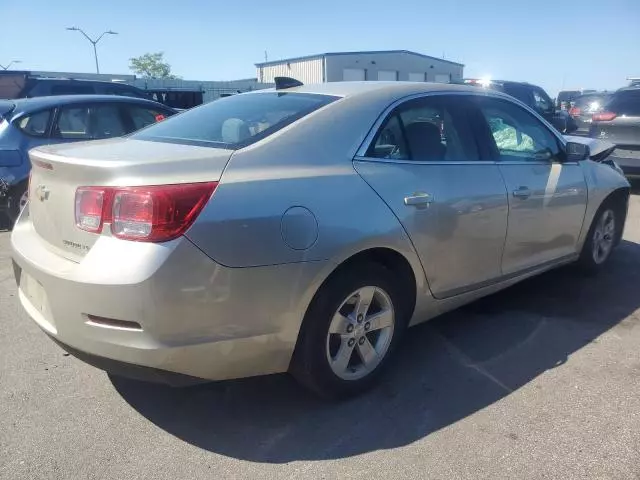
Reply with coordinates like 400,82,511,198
615,86,640,93
251,81,491,99
462,78,535,87
3,95,172,116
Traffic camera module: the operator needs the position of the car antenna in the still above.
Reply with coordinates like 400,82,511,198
274,77,303,90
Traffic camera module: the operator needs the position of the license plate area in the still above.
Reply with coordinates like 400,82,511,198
20,271,46,313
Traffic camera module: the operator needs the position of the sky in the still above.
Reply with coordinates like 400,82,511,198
1,0,639,97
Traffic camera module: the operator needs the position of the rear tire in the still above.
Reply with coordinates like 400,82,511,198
291,263,409,400
577,201,621,274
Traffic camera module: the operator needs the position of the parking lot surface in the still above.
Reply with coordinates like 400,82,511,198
2,194,640,480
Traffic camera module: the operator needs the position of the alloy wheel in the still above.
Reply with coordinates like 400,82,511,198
325,286,395,381
592,209,615,264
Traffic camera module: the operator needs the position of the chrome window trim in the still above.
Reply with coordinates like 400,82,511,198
355,89,569,163
353,156,497,166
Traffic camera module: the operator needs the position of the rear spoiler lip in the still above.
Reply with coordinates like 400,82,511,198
563,135,616,162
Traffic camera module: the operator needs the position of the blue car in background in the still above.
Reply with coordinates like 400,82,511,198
0,95,176,224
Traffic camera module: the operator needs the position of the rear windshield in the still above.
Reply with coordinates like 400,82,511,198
606,90,640,116
131,92,340,149
573,94,610,110
558,91,581,102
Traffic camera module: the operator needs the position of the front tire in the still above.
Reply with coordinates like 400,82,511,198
291,263,409,399
578,202,620,273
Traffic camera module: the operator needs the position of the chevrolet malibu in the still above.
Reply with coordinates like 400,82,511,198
11,79,630,399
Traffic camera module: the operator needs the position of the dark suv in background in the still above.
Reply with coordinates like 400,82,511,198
461,79,578,134
0,71,149,100
568,91,611,135
589,87,640,177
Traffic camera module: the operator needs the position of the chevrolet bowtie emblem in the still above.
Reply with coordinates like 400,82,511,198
36,184,50,202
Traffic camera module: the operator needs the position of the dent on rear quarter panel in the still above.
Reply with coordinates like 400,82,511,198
184,91,422,270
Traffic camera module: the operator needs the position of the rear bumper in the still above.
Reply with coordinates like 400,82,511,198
11,205,327,382
48,335,205,386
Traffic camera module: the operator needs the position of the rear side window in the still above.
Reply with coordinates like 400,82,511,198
16,110,52,137
55,106,90,139
104,85,147,98
130,92,340,148
607,91,640,116
366,96,479,162
502,84,533,106
126,105,172,130
54,104,127,139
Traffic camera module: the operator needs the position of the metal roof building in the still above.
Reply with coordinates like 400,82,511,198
255,50,464,85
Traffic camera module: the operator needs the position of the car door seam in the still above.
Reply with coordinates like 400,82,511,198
350,160,433,295
495,163,511,276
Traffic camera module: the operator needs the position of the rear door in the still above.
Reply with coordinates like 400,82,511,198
354,94,509,299
471,96,587,275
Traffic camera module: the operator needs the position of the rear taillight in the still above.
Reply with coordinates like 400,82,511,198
75,182,217,242
75,187,109,233
592,111,617,122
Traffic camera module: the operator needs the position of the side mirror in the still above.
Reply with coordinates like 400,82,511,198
565,141,590,162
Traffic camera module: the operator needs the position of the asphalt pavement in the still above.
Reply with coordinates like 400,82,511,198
1,195,640,479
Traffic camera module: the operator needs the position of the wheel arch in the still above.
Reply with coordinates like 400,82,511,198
297,246,420,342
600,186,630,245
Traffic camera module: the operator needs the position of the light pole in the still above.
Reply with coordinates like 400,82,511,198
66,27,117,74
0,60,22,70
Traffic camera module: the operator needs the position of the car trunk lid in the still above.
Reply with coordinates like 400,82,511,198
27,137,233,261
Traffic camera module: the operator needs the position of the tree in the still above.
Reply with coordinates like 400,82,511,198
128,52,179,79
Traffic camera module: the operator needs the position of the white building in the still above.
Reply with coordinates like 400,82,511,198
256,50,464,85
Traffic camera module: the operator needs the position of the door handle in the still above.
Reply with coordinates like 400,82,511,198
404,192,433,207
512,187,531,199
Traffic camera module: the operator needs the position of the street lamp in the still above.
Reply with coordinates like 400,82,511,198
66,27,117,74
0,60,22,70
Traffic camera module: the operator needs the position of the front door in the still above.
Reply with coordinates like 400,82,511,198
353,94,509,299
471,96,588,275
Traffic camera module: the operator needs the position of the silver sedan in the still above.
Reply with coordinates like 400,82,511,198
11,80,630,399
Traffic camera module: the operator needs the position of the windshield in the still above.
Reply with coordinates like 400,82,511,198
131,92,340,148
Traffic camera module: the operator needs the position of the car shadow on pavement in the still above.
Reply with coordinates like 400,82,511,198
111,239,640,463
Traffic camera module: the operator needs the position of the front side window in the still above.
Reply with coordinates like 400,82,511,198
131,92,339,149
533,88,553,113
16,110,52,137
474,97,562,162
366,96,479,162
